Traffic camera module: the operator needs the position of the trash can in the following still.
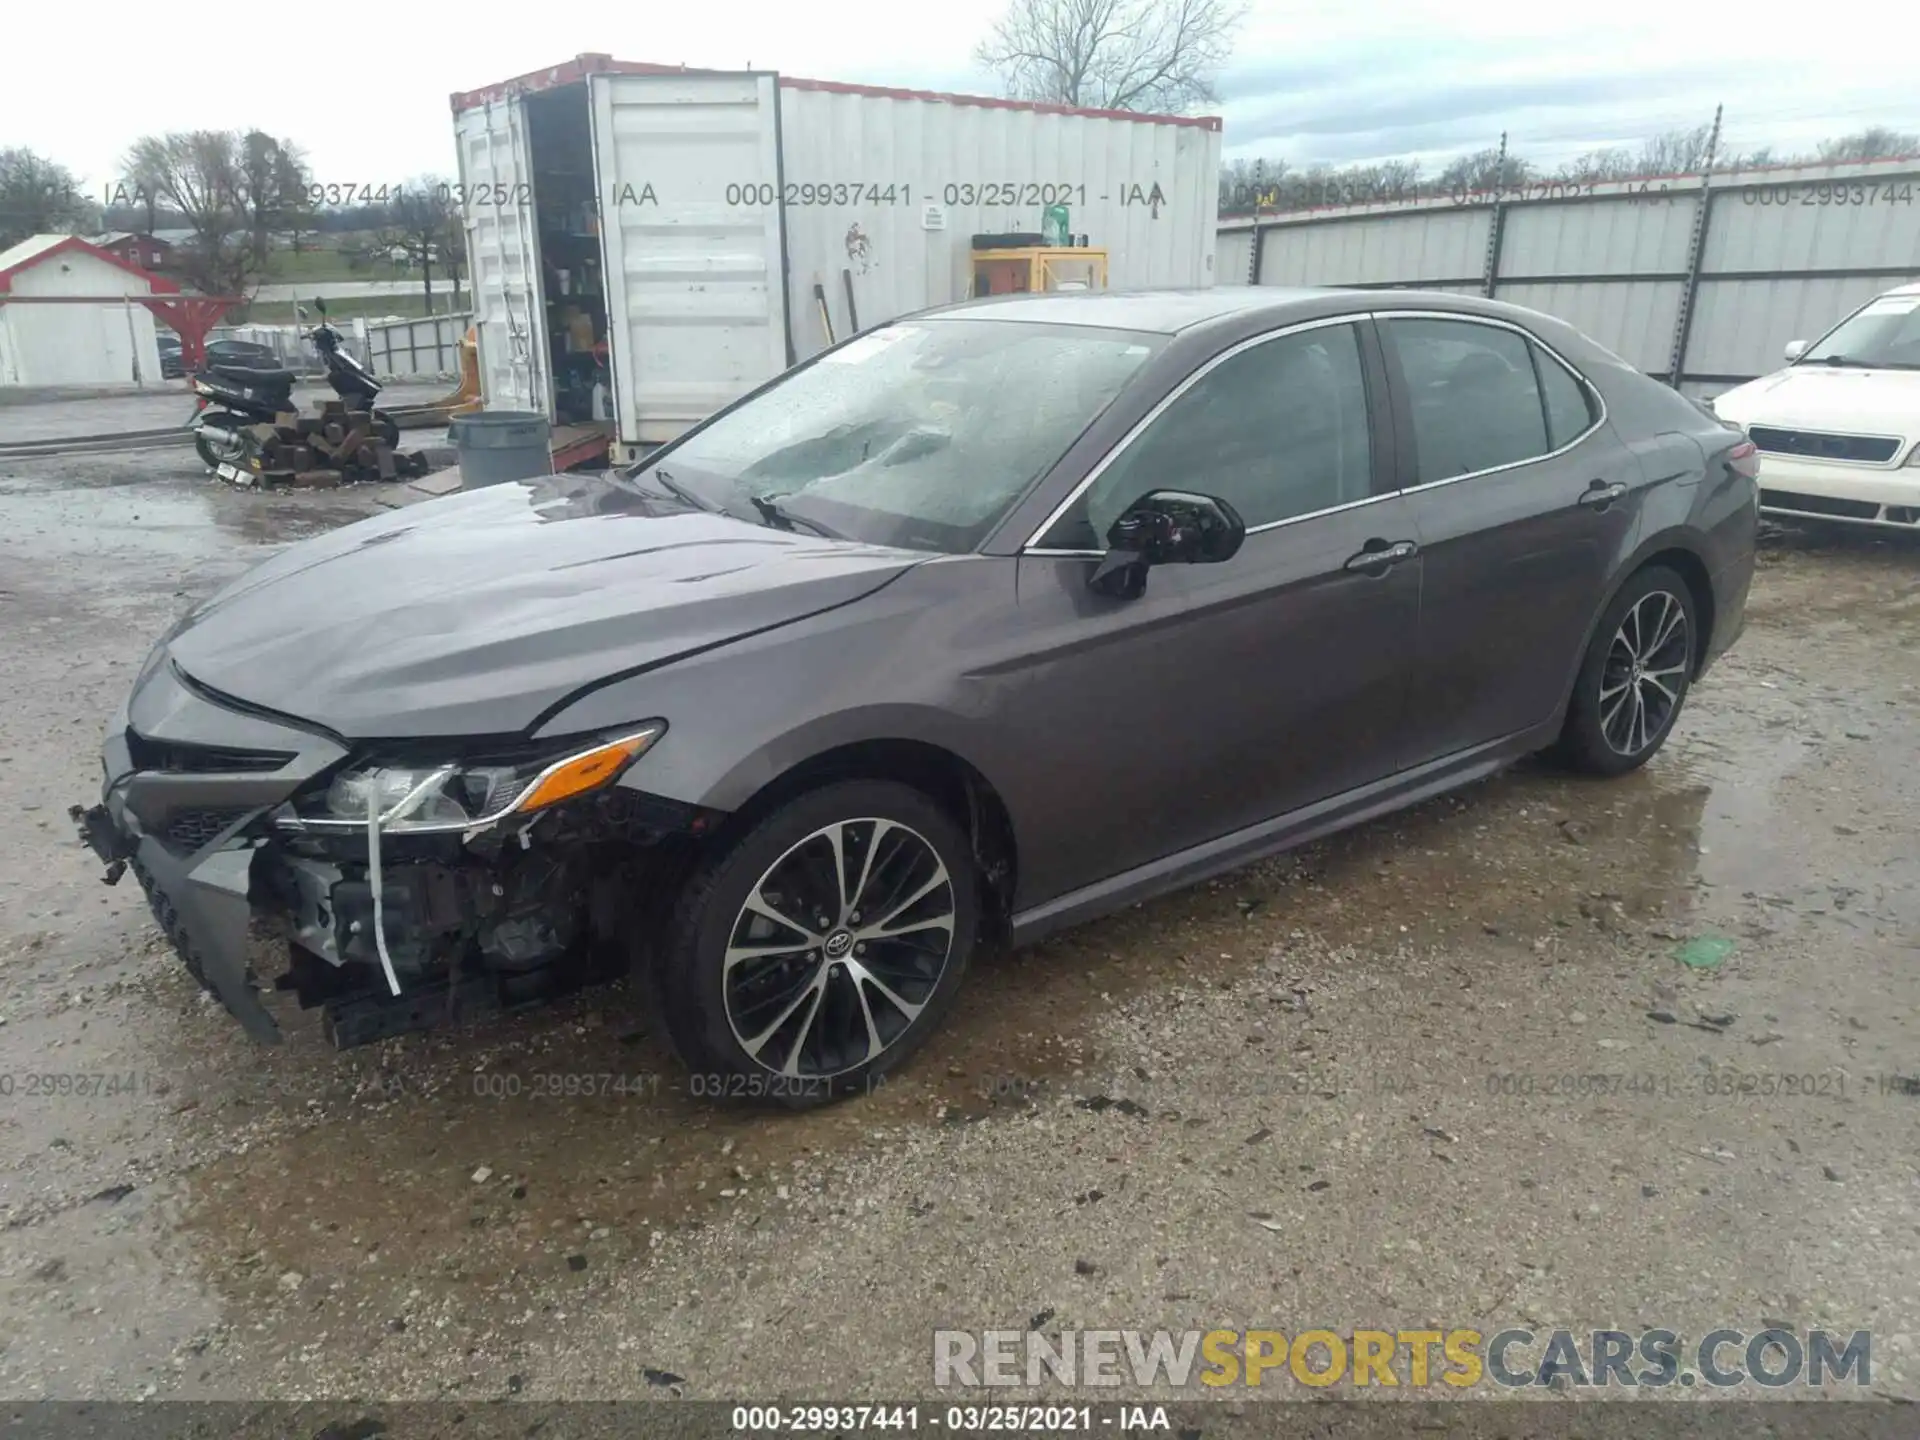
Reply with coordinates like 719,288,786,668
449,411,552,489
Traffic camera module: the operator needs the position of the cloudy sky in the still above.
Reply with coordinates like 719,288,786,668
7,0,1915,194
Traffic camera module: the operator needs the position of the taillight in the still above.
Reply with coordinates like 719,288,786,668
1727,439,1760,479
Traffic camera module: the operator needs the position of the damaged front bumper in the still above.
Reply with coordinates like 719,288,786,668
77,658,352,1043
78,654,701,1049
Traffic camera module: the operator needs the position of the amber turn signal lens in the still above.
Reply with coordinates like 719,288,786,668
515,730,659,814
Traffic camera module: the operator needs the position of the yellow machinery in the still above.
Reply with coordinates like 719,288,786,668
970,247,1108,298
384,327,484,430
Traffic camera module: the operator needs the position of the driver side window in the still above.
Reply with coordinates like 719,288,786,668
1039,322,1373,550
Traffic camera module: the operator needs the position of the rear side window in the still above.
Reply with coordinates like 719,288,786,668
1534,344,1599,449
1388,318,1549,482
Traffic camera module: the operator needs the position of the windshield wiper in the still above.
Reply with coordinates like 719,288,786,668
1810,354,1920,370
644,467,710,510
749,493,846,540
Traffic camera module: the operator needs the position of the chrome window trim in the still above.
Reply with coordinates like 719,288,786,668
1020,308,1613,555
1368,310,1609,491
1019,314,1367,553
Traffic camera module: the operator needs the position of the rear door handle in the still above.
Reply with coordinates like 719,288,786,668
1344,538,1418,574
1579,480,1628,510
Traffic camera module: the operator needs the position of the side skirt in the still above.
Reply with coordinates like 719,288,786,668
1007,722,1560,948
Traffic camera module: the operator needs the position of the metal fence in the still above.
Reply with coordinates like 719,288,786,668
1216,156,1920,397
205,323,340,375
364,313,471,378
205,314,470,379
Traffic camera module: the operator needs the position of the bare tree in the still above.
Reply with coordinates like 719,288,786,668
235,131,311,262
367,181,463,309
1816,127,1920,164
122,131,263,295
437,200,467,307
977,0,1245,112
1635,124,1716,176
1436,147,1534,194
1555,146,1636,183
1220,155,1290,209
0,148,92,249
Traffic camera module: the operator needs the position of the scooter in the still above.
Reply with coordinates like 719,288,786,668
189,298,398,471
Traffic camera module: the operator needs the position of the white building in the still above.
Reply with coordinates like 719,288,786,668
0,234,172,387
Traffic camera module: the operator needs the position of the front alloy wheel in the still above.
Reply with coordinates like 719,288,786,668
659,780,978,1105
1559,564,1698,776
725,817,955,1077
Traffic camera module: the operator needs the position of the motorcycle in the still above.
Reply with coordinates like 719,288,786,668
188,298,398,472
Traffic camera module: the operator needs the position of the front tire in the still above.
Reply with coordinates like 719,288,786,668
1557,565,1698,776
658,781,978,1108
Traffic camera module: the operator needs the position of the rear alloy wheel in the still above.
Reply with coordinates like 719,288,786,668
1558,565,1697,776
659,780,978,1107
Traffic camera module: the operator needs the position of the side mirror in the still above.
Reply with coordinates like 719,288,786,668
1783,338,1808,363
313,296,329,317
1088,489,1246,599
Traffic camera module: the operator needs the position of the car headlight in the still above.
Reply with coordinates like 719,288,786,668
1907,444,1920,469
288,724,665,834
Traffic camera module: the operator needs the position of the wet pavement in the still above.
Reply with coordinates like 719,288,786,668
0,382,458,447
2,441,1918,1404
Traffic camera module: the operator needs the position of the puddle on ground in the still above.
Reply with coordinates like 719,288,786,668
0,462,384,602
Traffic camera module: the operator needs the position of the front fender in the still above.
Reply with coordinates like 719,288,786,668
675,702,1005,815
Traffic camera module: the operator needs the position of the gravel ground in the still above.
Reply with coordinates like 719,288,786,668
2,435,1918,1410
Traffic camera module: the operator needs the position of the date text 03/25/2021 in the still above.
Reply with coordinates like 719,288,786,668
728,1405,1172,1432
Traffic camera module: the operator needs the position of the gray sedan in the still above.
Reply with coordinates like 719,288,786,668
75,288,1758,1105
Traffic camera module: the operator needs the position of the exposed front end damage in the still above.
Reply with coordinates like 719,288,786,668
77,658,709,1048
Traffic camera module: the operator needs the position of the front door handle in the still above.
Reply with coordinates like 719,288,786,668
1578,479,1628,510
1344,538,1418,575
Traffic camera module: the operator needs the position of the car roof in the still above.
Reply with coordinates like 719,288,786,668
917,286,1522,335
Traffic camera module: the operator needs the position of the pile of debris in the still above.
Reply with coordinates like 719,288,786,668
231,400,435,488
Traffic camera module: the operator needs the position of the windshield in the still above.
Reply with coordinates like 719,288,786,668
1800,292,1920,370
630,319,1164,553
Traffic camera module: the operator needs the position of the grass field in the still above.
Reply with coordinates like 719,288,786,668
241,291,461,324
258,240,408,285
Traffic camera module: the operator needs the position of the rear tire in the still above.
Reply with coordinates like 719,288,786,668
194,423,254,471
1557,565,1698,776
656,780,978,1109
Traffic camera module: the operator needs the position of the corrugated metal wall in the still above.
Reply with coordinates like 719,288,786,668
777,84,1221,356
1221,160,1920,395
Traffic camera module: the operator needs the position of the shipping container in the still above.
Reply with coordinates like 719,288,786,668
450,54,1222,458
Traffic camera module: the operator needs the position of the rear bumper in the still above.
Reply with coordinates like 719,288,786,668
1756,454,1920,528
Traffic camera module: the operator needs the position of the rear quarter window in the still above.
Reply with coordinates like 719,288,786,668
1534,344,1600,449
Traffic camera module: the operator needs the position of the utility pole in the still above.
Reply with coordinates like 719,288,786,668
1666,104,1725,388
1481,131,1510,298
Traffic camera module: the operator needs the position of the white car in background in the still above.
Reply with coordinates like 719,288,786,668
1711,282,1920,529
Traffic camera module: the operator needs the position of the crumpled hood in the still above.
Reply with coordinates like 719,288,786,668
166,474,921,738
1713,365,1920,438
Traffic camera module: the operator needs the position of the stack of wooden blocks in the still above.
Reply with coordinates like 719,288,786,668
245,399,432,487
